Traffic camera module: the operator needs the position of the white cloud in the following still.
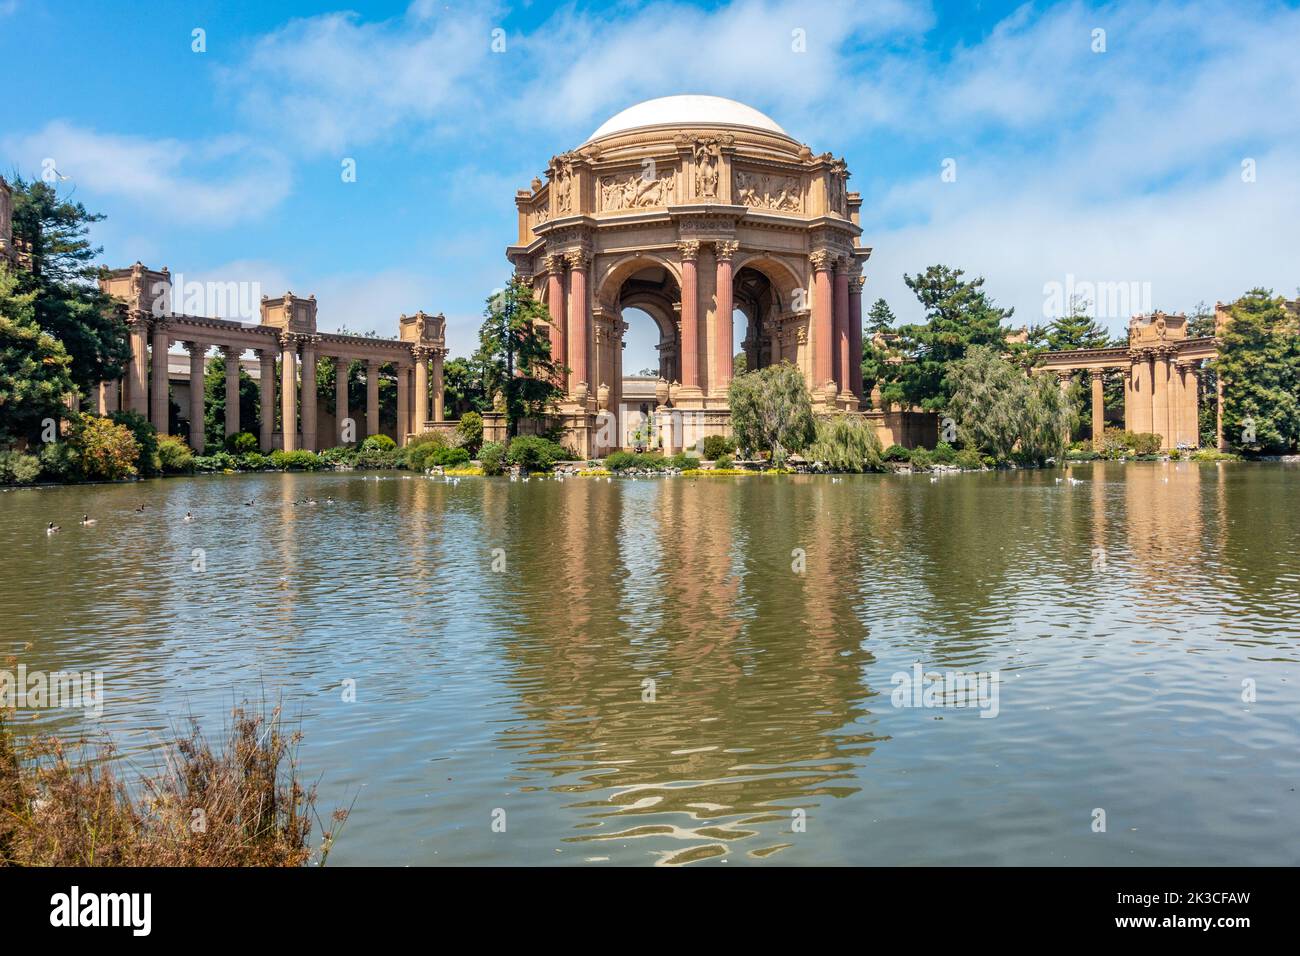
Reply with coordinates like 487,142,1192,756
2,122,291,226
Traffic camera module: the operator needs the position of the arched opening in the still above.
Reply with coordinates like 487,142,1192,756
732,266,782,376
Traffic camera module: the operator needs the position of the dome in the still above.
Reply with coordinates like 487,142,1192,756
586,95,789,142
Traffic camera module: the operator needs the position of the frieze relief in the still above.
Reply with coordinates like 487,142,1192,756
599,166,676,211
734,168,802,212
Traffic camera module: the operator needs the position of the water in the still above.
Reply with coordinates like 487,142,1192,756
2,462,1298,866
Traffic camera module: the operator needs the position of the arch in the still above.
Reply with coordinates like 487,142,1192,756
732,253,805,312
594,252,684,310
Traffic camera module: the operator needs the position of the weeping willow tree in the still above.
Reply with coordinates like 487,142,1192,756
946,345,1074,463
807,414,883,472
727,362,815,465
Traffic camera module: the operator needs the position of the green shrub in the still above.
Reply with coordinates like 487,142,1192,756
1192,449,1239,462
319,446,358,467
605,451,670,471
883,444,910,462
0,450,42,485
158,435,195,474
361,434,397,453
479,441,506,475
953,449,983,470
931,441,956,464
1130,432,1163,456
807,414,884,472
403,434,448,471
457,412,484,456
430,446,471,468
270,449,322,471
37,442,79,482
714,454,734,470
507,435,566,472
109,410,159,477
238,451,269,471
701,434,734,460
667,452,700,471
908,447,934,470
75,416,141,481
225,431,259,454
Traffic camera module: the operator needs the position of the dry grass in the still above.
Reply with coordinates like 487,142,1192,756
0,703,349,867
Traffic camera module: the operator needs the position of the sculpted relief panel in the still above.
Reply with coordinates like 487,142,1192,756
734,168,802,212
599,166,676,211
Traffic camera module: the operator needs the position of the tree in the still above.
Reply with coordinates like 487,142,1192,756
9,177,130,394
475,278,563,438
203,353,260,449
727,362,815,465
945,345,1074,463
806,414,883,472
1216,289,1300,453
0,263,73,445
865,297,895,334
1039,295,1113,440
888,265,1015,412
442,356,488,418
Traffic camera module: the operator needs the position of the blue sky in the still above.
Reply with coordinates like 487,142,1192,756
3,0,1298,367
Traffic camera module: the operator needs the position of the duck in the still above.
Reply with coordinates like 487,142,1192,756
80,514,96,526
183,511,195,522
46,521,60,535
135,504,147,512
244,498,256,506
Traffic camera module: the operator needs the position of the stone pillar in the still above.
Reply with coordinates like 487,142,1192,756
223,346,241,439
678,241,700,392
280,335,297,452
257,348,276,451
127,316,149,416
1167,354,1185,447
546,254,567,392
1216,371,1226,451
335,359,350,444
1090,370,1106,447
714,240,737,394
1123,358,1135,433
1131,352,1153,434
413,348,429,434
565,249,590,403
1185,364,1201,448
1057,371,1072,445
185,342,205,452
300,337,317,451
432,347,446,422
811,251,835,397
849,273,864,404
366,359,381,438
1152,350,1170,449
397,365,410,443
150,320,170,433
833,261,851,401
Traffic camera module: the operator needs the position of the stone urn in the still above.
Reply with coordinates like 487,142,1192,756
668,380,680,405
574,381,589,407
654,378,670,406
596,382,610,411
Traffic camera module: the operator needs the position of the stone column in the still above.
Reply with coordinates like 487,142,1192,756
1090,370,1106,447
1057,371,1073,445
833,260,851,401
1152,350,1170,449
678,241,701,393
713,240,737,394
1185,364,1201,448
150,320,170,433
185,342,205,452
1131,352,1153,434
222,346,241,439
413,348,429,434
127,316,149,416
257,348,276,451
1216,370,1226,451
849,273,864,403
1123,358,1135,433
366,359,381,438
300,336,317,451
565,249,590,402
335,359,350,444
397,365,410,443
1167,353,1185,447
811,251,836,398
280,335,297,452
432,347,446,422
546,254,567,392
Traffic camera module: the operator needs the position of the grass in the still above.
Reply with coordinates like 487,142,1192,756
0,702,348,867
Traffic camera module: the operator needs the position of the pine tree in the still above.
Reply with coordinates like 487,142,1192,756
1217,289,1300,453
475,278,564,437
0,264,74,444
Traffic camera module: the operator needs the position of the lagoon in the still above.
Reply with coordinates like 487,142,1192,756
3,462,1298,865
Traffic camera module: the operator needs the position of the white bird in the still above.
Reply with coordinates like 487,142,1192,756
80,514,96,526
1055,477,1063,484
184,511,195,522
930,476,938,483
46,522,60,535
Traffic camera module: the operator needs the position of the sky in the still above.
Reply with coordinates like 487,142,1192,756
2,0,1298,369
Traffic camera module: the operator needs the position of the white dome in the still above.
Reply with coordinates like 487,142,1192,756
586,95,788,142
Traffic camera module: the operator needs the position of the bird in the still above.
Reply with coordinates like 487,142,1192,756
244,498,256,506
80,514,96,526
135,504,147,512
929,476,938,483
46,522,60,535
184,511,195,522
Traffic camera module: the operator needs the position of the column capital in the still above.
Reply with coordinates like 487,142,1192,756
1089,368,1106,381
220,344,242,359
564,248,591,270
150,317,172,335
714,239,739,262
411,344,435,360
254,346,276,362
544,252,566,273
366,357,383,370
182,340,206,355
676,239,701,262
278,330,299,351
298,334,320,351
810,249,836,272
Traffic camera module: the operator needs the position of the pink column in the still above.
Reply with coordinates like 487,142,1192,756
257,348,276,451
223,346,241,438
127,316,149,416
432,348,445,422
546,254,567,391
811,251,835,392
833,261,851,398
299,337,317,451
335,358,349,443
714,240,737,393
413,348,429,433
566,249,590,400
186,342,206,452
678,241,700,391
280,335,297,452
848,272,864,403
150,320,170,433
